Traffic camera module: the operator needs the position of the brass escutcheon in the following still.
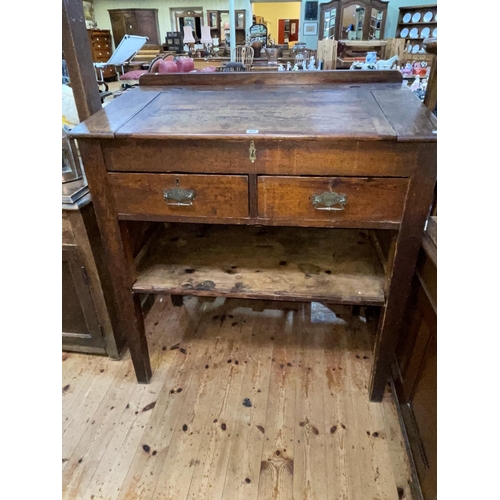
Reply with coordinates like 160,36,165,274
249,141,257,163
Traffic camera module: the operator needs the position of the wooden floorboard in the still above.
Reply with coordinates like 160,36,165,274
63,297,414,500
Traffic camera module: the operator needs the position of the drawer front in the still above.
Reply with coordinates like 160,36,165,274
95,50,112,59
258,176,408,225
108,173,249,219
92,41,111,50
90,33,111,42
102,140,417,177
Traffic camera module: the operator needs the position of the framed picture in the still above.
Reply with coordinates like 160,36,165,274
305,1,318,21
303,21,318,36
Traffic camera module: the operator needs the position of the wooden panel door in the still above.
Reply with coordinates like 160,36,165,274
278,19,285,44
109,10,135,47
134,9,160,44
289,19,299,42
394,245,437,500
62,246,106,352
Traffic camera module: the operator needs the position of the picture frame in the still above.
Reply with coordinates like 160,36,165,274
305,1,318,21
303,21,318,36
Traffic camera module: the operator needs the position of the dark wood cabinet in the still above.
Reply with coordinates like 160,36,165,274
319,0,387,41
62,184,156,358
206,9,246,46
87,29,115,80
278,19,299,44
62,245,105,353
108,8,160,47
392,232,437,500
62,188,124,358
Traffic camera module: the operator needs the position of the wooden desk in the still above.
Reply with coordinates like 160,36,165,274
70,71,437,401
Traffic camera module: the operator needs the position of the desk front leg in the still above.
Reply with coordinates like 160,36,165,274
78,139,152,383
369,144,436,401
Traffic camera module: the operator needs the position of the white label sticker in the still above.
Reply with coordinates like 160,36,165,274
246,130,259,134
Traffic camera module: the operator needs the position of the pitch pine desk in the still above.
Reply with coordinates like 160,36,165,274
70,71,437,401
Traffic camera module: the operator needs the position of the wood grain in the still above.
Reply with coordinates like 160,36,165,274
108,173,249,219
63,297,414,500
369,144,437,401
139,70,403,86
258,176,408,225
132,224,386,305
113,86,398,141
78,139,152,383
62,0,101,121
102,139,417,177
372,88,437,142
69,88,161,138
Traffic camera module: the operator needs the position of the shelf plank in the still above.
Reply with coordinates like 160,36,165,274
133,224,386,305
399,21,437,26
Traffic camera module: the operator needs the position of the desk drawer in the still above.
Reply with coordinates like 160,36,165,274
102,140,415,177
258,176,408,226
108,173,249,220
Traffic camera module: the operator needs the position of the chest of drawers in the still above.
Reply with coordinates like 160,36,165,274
87,29,115,80
70,71,437,401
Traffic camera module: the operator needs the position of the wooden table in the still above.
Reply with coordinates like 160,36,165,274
70,71,437,401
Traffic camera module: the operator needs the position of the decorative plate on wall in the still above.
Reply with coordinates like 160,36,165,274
412,12,421,23
400,27,409,37
421,27,430,38
412,44,420,53
402,13,411,23
410,27,419,38
434,13,437,22
423,11,433,22
407,44,412,52
432,28,437,37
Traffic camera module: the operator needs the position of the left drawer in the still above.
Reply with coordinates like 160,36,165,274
108,173,249,220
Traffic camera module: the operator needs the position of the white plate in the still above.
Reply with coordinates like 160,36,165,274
435,13,437,22
410,27,419,38
412,44,420,53
423,11,433,22
412,12,421,23
402,13,411,23
400,27,409,37
421,27,430,38
432,28,437,37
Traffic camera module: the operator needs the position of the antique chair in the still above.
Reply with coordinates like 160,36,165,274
293,47,313,68
221,62,247,72
233,45,254,68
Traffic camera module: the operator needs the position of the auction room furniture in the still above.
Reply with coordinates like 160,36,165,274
319,0,388,42
392,220,437,500
233,45,254,67
278,19,299,45
62,181,124,358
108,8,160,46
70,71,437,402
207,10,246,46
396,4,437,57
87,29,115,80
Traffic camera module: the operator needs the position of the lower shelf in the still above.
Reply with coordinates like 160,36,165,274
133,224,386,305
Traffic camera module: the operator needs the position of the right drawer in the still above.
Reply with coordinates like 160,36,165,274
257,176,408,226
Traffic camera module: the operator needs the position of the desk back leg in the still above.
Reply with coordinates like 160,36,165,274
78,139,152,383
369,144,436,401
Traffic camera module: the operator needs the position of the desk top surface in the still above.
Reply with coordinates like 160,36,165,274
70,72,437,142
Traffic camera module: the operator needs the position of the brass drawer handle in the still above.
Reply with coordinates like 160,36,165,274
163,179,196,206
311,191,347,211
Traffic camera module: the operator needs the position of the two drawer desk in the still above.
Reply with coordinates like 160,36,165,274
70,71,437,401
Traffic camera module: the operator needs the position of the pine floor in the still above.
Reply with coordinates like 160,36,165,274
62,297,413,500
